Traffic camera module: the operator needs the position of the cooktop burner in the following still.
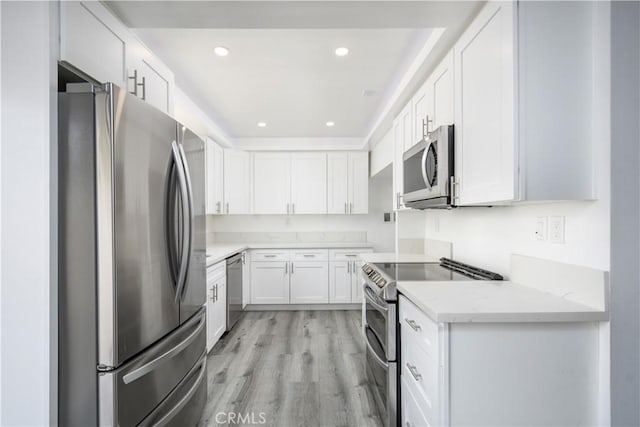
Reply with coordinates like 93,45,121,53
372,262,477,282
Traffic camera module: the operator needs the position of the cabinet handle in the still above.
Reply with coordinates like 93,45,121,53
396,192,401,209
216,201,221,213
226,202,229,214
241,252,246,265
344,202,347,214
349,203,353,214
264,255,277,258
303,254,315,258
138,76,146,101
292,203,295,214
406,363,422,381
128,69,139,97
287,203,290,214
291,262,294,274
404,318,421,331
209,286,215,302
423,115,433,138
347,261,351,274
285,262,288,275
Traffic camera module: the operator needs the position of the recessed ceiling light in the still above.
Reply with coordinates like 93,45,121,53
326,121,335,127
335,47,349,57
214,46,229,57
257,122,267,127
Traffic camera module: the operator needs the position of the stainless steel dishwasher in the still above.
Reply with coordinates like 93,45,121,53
226,253,243,331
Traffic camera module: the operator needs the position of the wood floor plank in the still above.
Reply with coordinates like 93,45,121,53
199,310,383,427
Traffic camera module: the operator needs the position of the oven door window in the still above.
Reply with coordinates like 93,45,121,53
364,288,388,356
365,325,388,420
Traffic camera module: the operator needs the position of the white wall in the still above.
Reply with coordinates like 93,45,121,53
1,1,58,425
208,172,395,252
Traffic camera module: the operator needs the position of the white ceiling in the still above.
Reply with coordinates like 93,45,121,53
135,28,431,137
105,1,484,140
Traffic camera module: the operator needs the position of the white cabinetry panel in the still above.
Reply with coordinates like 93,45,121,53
454,1,516,205
205,138,224,215
291,153,327,214
289,261,329,304
223,150,251,214
327,153,349,214
250,261,289,304
348,152,369,214
328,152,369,214
253,153,291,214
329,261,351,304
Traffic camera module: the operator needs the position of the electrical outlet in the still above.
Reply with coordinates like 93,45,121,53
549,216,565,244
535,217,548,241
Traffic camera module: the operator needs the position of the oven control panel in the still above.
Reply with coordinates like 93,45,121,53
362,263,387,288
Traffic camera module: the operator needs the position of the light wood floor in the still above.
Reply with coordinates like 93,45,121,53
198,310,383,427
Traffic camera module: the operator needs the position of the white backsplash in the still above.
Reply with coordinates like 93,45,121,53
210,231,367,244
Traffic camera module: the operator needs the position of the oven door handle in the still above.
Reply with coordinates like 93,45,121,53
364,325,389,369
364,285,388,313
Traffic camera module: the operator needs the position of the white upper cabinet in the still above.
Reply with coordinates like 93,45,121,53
291,153,327,214
126,42,175,114
205,138,224,215
60,1,129,86
223,150,251,214
60,1,175,115
393,101,412,210
431,52,454,130
348,152,369,214
454,0,515,205
453,1,596,205
253,153,291,214
328,152,369,214
328,153,349,214
252,152,327,215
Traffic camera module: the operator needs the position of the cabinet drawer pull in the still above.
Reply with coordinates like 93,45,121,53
285,262,288,275
264,255,277,258
407,363,422,381
303,254,315,258
404,318,421,331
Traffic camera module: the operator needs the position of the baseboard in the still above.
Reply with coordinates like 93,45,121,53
244,303,361,311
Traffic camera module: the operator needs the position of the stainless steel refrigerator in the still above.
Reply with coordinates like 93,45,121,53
58,82,207,426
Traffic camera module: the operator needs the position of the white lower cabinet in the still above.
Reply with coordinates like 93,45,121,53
249,248,371,305
399,295,601,426
250,261,289,304
206,261,227,353
289,261,329,304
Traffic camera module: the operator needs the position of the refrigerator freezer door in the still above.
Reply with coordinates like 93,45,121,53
98,308,206,427
177,125,207,323
97,83,181,367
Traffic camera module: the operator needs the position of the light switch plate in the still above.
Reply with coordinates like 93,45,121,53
549,216,565,244
535,217,548,241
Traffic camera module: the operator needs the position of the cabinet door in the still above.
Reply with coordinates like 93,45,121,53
401,101,414,154
211,277,227,346
291,153,327,214
250,262,289,304
253,153,291,214
290,261,329,304
223,150,251,214
393,118,404,211
329,261,351,303
351,260,366,303
412,79,433,145
242,251,250,309
348,152,369,214
327,153,349,214
454,1,515,205
206,282,215,352
431,51,454,130
205,139,224,215
60,1,128,86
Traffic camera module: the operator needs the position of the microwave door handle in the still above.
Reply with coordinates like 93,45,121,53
421,144,430,189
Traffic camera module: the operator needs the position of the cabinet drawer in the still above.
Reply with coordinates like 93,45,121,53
251,250,289,262
206,261,226,281
402,337,440,426
401,375,431,427
400,295,440,358
292,249,329,261
329,248,373,260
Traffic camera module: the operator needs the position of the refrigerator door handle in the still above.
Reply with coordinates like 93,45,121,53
177,143,195,302
122,313,205,384
171,141,191,302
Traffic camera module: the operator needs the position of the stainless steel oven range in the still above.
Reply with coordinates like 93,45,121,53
361,258,503,426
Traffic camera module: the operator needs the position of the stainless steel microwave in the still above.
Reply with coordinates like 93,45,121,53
402,124,454,209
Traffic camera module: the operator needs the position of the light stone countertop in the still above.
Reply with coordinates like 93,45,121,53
397,280,609,323
206,242,375,266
